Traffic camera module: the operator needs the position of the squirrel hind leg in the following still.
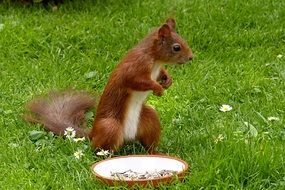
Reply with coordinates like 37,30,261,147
136,105,161,154
90,118,124,152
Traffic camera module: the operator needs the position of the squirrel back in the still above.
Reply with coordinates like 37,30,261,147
25,90,95,138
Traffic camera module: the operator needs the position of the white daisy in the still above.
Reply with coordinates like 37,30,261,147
219,104,233,112
267,116,280,122
73,137,86,142
74,149,84,159
64,127,76,139
8,143,19,148
172,117,182,125
96,149,110,156
214,134,224,144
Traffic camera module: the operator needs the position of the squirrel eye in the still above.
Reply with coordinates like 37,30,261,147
172,43,181,52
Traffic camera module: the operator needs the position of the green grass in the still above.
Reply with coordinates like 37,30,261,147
1,0,285,189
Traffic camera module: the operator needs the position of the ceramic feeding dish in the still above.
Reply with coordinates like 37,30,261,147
91,155,189,187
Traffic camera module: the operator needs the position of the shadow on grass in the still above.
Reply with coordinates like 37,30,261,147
1,0,137,13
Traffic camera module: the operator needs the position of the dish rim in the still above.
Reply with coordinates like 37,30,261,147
91,154,189,183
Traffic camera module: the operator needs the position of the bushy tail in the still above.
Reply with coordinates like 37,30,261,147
25,90,95,138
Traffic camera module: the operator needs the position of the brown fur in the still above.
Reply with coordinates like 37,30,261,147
89,18,193,152
136,105,161,153
25,18,193,153
25,90,94,137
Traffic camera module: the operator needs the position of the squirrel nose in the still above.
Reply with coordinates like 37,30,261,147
188,51,193,61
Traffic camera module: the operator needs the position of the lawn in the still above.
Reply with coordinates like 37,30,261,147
0,0,285,189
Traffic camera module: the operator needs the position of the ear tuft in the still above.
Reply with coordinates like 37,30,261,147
158,24,171,38
166,18,176,31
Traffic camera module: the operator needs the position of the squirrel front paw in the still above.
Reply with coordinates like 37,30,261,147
153,84,164,96
159,75,172,89
158,70,172,89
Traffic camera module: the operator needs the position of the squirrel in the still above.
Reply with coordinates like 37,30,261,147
25,18,193,153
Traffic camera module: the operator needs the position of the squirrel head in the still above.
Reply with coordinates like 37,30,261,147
152,18,193,64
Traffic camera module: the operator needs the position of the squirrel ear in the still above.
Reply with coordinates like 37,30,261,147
166,18,176,31
158,24,171,38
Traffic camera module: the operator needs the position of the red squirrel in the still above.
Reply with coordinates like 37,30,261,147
26,18,193,153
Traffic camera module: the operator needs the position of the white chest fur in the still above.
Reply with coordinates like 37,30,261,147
123,63,161,141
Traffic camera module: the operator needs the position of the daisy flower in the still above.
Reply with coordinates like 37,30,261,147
64,127,76,139
267,116,280,122
74,149,84,159
219,104,233,112
214,134,224,144
172,117,182,125
8,143,19,148
73,137,86,142
96,149,110,156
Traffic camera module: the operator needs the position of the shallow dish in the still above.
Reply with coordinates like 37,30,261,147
91,154,189,187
